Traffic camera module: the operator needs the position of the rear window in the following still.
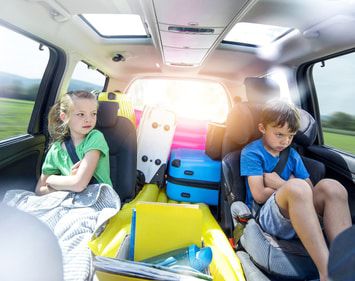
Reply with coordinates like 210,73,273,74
126,78,230,123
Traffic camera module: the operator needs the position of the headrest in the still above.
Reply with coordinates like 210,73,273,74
244,77,280,103
96,101,119,128
225,102,261,147
224,103,317,151
294,109,317,147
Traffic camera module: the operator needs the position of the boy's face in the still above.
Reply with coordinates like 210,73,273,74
258,122,296,156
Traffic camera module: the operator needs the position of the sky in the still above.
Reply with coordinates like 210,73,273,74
312,54,355,116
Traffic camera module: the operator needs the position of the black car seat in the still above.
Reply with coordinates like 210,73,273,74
96,101,137,203
220,77,326,280
220,77,280,234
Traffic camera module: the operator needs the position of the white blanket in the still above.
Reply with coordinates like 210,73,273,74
3,184,121,281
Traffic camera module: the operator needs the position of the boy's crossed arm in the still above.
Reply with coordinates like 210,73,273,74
249,172,314,205
248,174,279,205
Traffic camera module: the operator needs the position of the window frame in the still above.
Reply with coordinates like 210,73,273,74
297,47,355,157
0,19,66,143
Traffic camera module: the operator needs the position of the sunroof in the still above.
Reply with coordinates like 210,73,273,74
80,14,147,37
223,22,292,47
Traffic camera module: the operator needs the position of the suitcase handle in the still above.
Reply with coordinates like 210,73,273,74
181,192,191,198
184,170,194,176
171,159,181,167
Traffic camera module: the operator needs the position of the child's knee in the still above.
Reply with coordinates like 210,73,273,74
284,178,312,200
317,179,348,201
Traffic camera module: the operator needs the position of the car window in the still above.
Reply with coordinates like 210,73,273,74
312,52,355,155
68,61,106,93
0,25,50,141
126,78,230,123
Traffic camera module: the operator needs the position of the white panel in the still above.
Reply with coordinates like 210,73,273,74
163,46,209,66
161,31,219,49
137,106,176,183
153,0,248,27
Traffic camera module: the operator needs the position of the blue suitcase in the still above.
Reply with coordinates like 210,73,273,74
166,148,221,205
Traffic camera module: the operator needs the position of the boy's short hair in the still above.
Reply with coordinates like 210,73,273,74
261,99,300,133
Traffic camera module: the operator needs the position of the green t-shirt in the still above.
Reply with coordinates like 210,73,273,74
42,129,112,186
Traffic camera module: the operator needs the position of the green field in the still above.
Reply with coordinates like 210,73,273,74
0,97,34,140
0,98,354,155
323,131,355,154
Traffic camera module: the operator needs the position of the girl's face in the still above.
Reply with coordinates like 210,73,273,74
62,98,98,140
258,122,296,156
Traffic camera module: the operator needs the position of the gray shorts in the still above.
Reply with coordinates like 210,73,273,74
258,194,296,240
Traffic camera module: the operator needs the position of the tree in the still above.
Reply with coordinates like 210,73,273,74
327,112,355,131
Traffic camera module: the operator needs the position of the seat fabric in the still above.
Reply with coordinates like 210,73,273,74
96,101,137,203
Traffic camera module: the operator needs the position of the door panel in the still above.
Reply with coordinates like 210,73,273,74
0,135,45,199
307,145,355,182
306,145,355,221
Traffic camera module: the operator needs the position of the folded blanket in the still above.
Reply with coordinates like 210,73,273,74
3,184,121,281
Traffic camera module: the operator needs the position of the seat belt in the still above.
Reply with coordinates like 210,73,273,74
254,146,291,220
64,137,98,185
273,146,291,176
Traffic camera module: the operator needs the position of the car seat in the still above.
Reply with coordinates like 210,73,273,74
220,77,281,234
220,77,325,280
96,101,137,203
97,91,137,127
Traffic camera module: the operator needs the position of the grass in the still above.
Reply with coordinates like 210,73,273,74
0,97,34,140
323,131,355,154
0,98,354,156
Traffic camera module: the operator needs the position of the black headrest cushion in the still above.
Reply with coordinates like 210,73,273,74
244,77,280,104
96,101,119,128
294,109,317,147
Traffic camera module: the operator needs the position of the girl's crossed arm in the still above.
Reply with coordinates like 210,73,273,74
45,149,100,193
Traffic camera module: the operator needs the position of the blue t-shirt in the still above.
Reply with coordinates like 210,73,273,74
240,138,310,208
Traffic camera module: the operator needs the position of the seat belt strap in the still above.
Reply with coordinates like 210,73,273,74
64,137,98,185
273,146,291,175
64,137,80,164
254,146,291,221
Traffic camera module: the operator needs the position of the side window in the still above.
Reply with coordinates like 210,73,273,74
0,25,50,141
312,52,355,155
68,61,106,93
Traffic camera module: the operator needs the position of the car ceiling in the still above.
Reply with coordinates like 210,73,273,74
1,0,355,86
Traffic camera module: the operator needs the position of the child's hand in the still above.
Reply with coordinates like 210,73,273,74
263,172,285,190
36,185,56,196
71,161,81,175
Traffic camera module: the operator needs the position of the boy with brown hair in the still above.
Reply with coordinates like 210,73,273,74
239,99,351,281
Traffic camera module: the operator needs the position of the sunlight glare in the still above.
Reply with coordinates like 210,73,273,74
82,14,146,36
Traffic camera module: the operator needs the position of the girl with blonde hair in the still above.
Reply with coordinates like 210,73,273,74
36,91,111,195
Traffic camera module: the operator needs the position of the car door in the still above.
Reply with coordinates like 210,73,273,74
0,22,64,199
298,50,355,220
